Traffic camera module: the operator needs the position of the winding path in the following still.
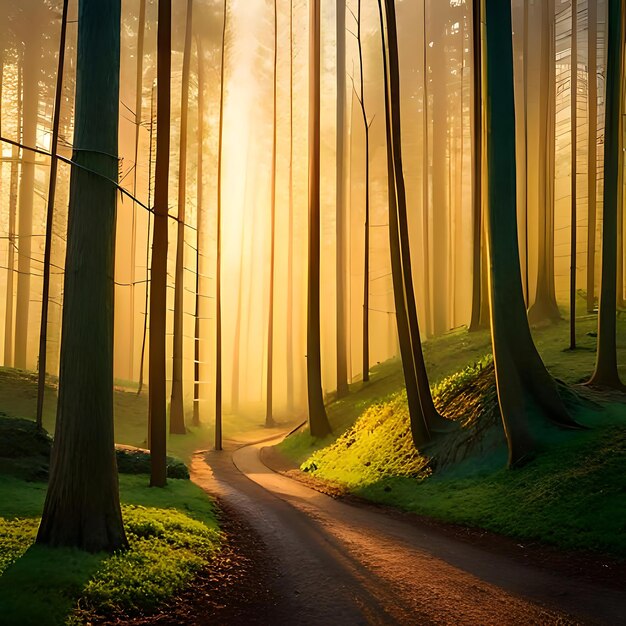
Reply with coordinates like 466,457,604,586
191,435,626,625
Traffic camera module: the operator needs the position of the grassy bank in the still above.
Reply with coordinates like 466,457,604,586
0,473,221,625
279,315,626,556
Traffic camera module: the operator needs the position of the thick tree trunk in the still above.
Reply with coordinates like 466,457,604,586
215,0,228,451
170,0,194,435
307,0,332,438
336,0,349,398
128,0,146,383
149,0,172,488
36,0,127,552
193,37,205,428
4,64,21,367
384,0,449,435
484,0,580,468
586,0,597,313
569,0,578,349
37,0,69,431
266,0,279,427
15,45,39,370
589,0,624,388
528,0,560,325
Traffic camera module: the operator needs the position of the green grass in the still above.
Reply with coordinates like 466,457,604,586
280,312,626,556
0,475,221,625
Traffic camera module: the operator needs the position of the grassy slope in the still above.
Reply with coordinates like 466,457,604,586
279,314,626,556
0,474,221,625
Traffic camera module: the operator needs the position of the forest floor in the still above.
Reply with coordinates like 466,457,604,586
278,311,626,557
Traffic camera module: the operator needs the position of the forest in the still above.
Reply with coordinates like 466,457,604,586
0,0,625,624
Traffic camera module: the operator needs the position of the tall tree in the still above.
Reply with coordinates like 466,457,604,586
569,0,578,349
129,0,147,383
215,0,228,450
36,0,70,431
4,64,21,367
36,0,127,551
527,0,560,325
383,0,450,435
352,0,372,382
149,0,172,488
307,0,332,438
588,0,624,389
483,0,580,467
336,0,349,398
193,37,205,428
170,0,194,435
14,40,39,369
586,0,598,314
266,0,279,427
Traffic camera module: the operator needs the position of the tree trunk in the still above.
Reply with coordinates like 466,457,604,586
468,0,483,332
37,0,69,431
170,0,194,435
215,0,228,451
266,0,279,427
128,0,146,383
36,0,127,552
586,0,597,313
528,0,560,325
335,0,349,398
193,37,205,428
149,0,172,488
4,64,21,367
384,0,449,435
307,0,332,438
569,0,578,349
588,0,624,388
15,45,39,370
484,0,580,468
286,0,295,409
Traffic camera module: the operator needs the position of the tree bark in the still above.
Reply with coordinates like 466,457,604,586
586,0,597,314
336,0,349,398
307,0,332,438
484,0,580,468
37,0,69,431
588,0,624,388
215,0,228,450
15,45,39,370
36,0,127,552
569,0,578,349
149,0,172,488
170,0,194,435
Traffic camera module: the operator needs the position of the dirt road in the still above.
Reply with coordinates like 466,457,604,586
191,436,626,625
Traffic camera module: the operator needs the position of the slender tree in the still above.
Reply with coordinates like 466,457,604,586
36,0,127,551
336,0,349,398
352,0,372,382
215,0,228,450
129,0,147,383
569,0,578,349
36,0,69,431
588,0,624,389
4,64,21,367
193,37,205,428
483,0,580,467
266,0,279,427
149,0,172,488
307,0,332,438
586,0,597,314
170,0,194,435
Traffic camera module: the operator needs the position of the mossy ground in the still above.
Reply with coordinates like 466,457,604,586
0,474,221,625
280,311,626,557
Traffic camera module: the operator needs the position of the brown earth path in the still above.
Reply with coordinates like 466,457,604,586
188,434,626,626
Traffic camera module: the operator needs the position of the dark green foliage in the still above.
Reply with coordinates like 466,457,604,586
115,448,190,480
